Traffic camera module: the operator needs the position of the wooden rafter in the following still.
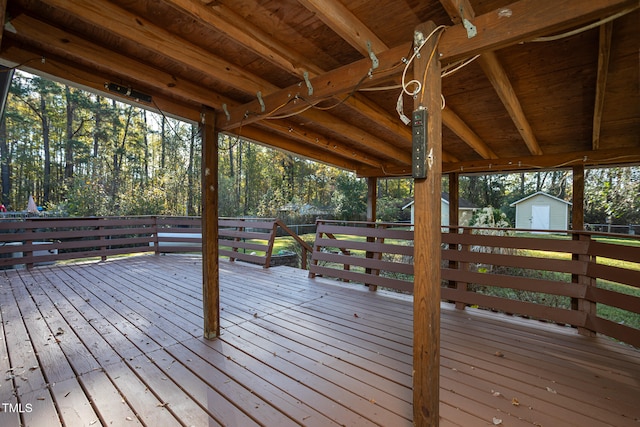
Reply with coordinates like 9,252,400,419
221,0,636,132
11,6,389,172
174,0,323,76
478,52,542,155
440,0,542,156
592,21,614,150
39,0,271,95
170,0,418,165
296,0,388,56
356,146,640,177
442,106,498,159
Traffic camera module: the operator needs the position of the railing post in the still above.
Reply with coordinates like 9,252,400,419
153,216,160,256
576,233,596,337
99,222,107,261
263,220,278,268
309,219,322,278
25,220,34,270
366,222,383,292
455,228,471,310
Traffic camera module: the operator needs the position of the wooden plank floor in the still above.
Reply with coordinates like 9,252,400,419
0,254,638,426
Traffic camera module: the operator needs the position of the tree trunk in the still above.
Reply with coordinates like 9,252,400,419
64,86,74,180
0,116,10,207
40,92,51,205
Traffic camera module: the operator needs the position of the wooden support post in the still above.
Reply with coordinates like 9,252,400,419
571,165,584,312
413,21,442,427
448,173,466,310
366,177,378,291
201,107,220,340
571,165,596,336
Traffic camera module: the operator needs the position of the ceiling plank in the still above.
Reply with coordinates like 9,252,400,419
442,107,498,159
440,0,542,156
296,0,388,55
39,0,272,95
477,52,542,155
592,21,614,150
221,0,636,131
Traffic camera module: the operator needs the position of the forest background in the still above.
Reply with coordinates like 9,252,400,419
1,71,639,227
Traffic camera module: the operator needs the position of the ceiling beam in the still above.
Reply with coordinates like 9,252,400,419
358,146,640,176
592,21,613,150
442,107,498,159
440,0,542,156
7,14,229,108
235,125,366,172
39,0,272,95
477,52,542,155
296,0,388,55
438,0,636,63
0,43,203,122
169,0,324,76
442,147,640,174
29,0,407,167
168,0,416,160
221,0,636,131
4,19,383,170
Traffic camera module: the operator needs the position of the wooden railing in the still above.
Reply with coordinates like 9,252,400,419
309,220,414,292
309,220,640,347
0,216,312,269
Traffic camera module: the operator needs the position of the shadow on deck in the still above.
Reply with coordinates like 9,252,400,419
0,254,638,426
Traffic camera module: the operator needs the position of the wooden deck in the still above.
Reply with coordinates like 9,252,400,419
0,255,638,426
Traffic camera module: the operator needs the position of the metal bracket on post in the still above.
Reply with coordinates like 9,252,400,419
366,40,379,70
303,72,313,96
256,91,265,112
460,6,477,38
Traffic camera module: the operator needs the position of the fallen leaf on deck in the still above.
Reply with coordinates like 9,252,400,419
354,313,359,318
546,386,557,394
512,397,520,406
494,351,504,357
493,417,502,425
491,390,502,397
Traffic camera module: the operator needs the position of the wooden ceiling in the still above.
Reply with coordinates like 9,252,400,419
1,0,638,176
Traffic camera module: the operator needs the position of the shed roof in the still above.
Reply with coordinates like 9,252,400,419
1,0,638,176
509,191,573,206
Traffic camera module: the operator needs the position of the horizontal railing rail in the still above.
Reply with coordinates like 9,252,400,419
309,220,640,347
309,219,414,292
0,216,312,269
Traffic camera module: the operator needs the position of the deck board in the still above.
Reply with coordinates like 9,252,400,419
0,254,638,426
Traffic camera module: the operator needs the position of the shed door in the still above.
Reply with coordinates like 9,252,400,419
531,205,550,230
